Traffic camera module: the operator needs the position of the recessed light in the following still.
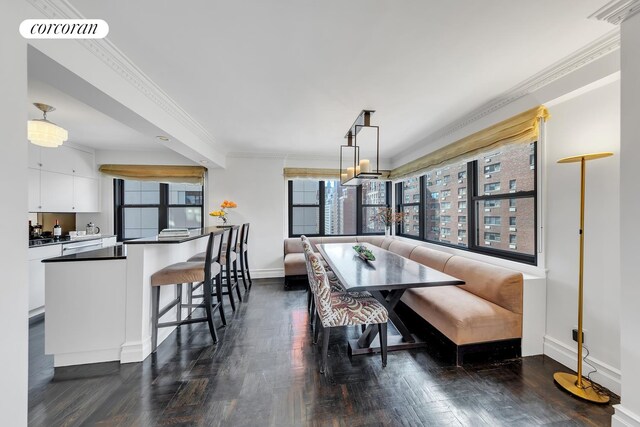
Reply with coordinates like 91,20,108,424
156,136,170,141
200,160,209,164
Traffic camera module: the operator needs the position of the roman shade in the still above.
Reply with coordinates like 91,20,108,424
283,168,391,180
99,164,206,184
389,105,549,180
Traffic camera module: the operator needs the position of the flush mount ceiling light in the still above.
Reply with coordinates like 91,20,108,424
28,103,68,148
339,110,382,186
156,136,170,141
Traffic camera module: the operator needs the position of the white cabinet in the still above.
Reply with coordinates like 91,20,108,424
28,168,41,212
28,244,62,317
73,176,100,212
40,171,74,212
28,145,99,213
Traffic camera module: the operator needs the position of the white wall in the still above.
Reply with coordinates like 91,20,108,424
544,79,621,393
209,156,286,277
0,3,28,424
614,11,640,427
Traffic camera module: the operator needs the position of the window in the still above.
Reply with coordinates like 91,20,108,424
397,177,421,237
362,181,390,234
484,232,501,242
443,175,451,184
115,180,204,240
510,234,517,244
484,163,501,174
288,180,391,237
441,228,451,236
396,141,537,264
484,216,501,225
484,182,500,193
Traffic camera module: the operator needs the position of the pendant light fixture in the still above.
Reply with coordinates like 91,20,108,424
28,103,68,148
339,109,382,186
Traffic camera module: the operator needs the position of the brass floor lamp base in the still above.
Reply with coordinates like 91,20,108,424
553,372,610,404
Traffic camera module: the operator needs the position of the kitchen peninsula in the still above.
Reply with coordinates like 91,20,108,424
42,227,226,367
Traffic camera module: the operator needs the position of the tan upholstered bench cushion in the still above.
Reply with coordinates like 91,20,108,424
402,286,522,345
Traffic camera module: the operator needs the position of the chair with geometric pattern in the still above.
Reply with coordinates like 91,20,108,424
307,252,388,373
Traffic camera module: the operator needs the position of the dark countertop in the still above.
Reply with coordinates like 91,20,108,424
28,234,116,248
42,245,126,263
124,226,230,245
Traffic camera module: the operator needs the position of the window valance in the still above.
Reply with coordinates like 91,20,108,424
283,167,391,180
389,105,549,180
98,164,206,185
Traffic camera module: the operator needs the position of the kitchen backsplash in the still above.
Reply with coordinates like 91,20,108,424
30,213,76,236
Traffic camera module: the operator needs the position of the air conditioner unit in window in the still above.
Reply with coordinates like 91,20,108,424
485,174,491,178
484,208,490,212
441,222,446,226
458,209,462,212
509,207,517,212
485,225,491,229
485,241,491,245
509,227,516,232
458,179,463,183
458,223,462,227
458,195,463,199
485,158,491,163
509,190,516,193
485,192,491,196
509,244,517,249
458,237,463,241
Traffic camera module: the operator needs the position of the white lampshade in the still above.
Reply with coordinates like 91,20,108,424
28,119,68,148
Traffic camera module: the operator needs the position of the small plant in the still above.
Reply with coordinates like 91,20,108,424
353,244,376,261
209,200,237,224
372,207,406,227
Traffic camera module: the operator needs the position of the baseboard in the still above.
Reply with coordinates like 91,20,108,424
250,268,284,279
120,337,151,364
543,334,621,395
612,405,640,427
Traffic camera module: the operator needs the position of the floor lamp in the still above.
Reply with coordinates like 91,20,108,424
553,152,613,404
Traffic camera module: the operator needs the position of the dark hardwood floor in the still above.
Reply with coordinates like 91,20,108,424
29,278,618,426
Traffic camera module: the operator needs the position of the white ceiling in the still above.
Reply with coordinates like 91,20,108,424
66,0,614,159
27,79,168,152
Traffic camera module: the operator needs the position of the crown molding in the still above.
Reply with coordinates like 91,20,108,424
26,0,225,156
392,29,620,164
589,0,640,25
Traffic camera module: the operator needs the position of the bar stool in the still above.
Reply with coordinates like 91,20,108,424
237,223,253,291
189,226,242,310
150,232,223,352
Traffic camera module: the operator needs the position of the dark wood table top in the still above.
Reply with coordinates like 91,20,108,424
317,243,464,291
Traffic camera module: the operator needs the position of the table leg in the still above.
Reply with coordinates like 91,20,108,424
355,289,415,349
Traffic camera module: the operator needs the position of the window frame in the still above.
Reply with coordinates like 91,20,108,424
287,179,391,238
114,179,205,241
396,176,425,240
394,142,538,265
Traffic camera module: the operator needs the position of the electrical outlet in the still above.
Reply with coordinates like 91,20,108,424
572,328,585,343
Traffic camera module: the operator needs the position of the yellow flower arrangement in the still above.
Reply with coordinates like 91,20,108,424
209,200,237,224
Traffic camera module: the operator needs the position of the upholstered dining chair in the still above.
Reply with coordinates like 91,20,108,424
307,252,389,373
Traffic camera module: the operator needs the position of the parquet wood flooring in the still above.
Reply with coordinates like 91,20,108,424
28,278,618,426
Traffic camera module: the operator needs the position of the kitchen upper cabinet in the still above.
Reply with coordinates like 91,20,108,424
28,168,42,212
41,171,74,212
28,144,99,213
40,145,74,175
73,176,99,212
72,149,95,178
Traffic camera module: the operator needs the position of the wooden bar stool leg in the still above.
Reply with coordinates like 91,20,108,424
202,279,218,344
225,264,236,311
233,259,243,302
176,284,182,323
215,273,226,326
239,253,249,291
151,286,160,352
244,251,253,289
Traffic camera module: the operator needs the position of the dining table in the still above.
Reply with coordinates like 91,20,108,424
317,242,465,356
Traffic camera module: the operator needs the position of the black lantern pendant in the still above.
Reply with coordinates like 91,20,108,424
339,110,382,186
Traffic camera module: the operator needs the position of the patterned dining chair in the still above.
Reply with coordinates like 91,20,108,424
307,252,388,373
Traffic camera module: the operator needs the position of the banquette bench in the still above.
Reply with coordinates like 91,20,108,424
284,236,523,364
